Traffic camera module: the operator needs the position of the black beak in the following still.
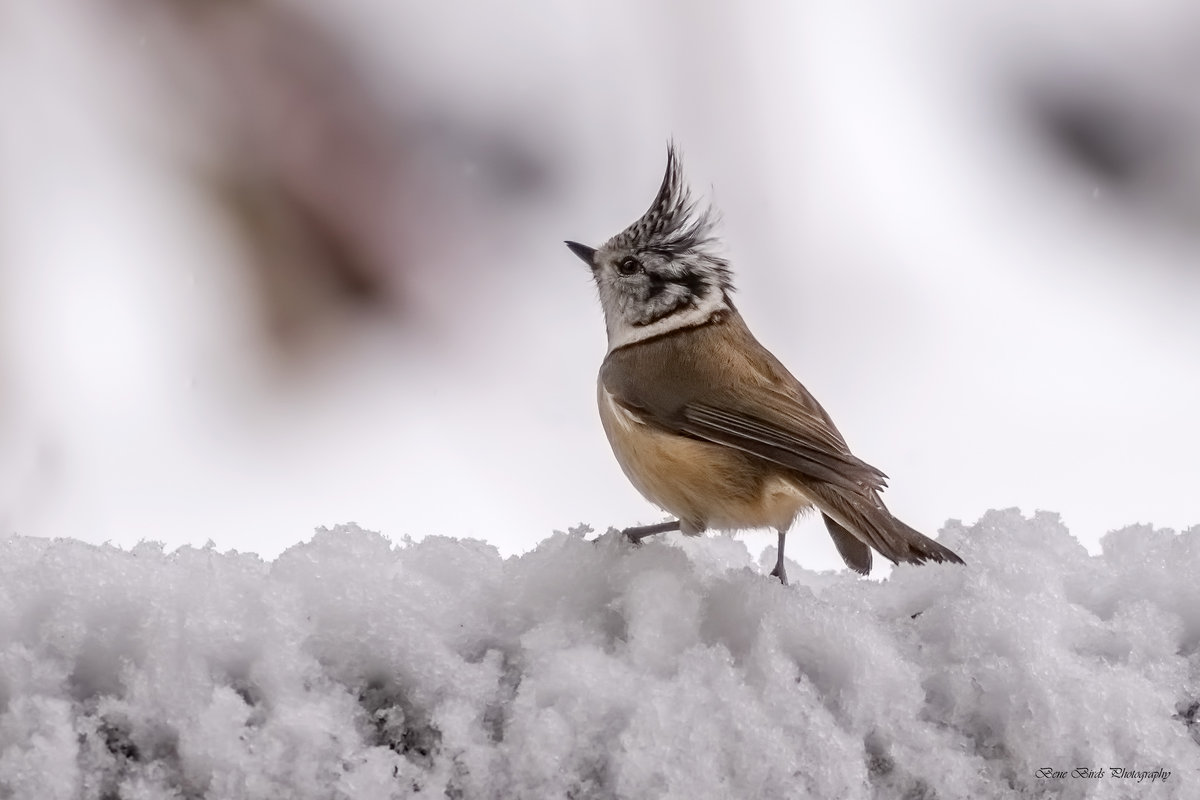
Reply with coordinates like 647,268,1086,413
564,240,597,267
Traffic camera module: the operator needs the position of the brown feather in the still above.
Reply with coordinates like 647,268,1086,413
601,311,886,494
599,310,964,572
824,516,873,574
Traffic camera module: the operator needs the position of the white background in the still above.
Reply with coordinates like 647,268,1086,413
2,0,1198,568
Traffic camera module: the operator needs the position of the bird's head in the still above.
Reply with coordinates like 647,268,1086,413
566,144,733,350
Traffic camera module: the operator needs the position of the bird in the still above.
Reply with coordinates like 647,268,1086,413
565,145,964,584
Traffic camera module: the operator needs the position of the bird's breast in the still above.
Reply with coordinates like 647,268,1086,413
596,383,812,532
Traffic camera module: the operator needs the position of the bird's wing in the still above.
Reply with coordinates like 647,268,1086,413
608,379,889,496
600,316,963,570
611,379,962,567
600,313,889,496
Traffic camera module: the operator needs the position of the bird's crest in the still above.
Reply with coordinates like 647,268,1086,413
606,144,731,289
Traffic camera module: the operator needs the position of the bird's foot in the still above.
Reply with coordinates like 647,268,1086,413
620,519,681,545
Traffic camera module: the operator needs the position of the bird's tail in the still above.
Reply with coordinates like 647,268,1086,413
811,485,964,570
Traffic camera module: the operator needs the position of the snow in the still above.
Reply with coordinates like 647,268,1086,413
2,510,1198,799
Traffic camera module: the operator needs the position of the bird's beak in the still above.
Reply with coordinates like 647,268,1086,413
564,241,597,268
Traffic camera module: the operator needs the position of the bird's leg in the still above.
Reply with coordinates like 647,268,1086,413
769,529,789,585
621,519,680,544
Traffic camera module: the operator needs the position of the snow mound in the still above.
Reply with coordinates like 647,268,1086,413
2,509,1198,799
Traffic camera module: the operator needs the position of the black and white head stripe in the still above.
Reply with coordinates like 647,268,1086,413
606,144,733,294
583,144,738,351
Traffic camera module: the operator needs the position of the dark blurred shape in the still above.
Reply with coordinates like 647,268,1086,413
407,116,555,207
1025,77,1192,197
1016,57,1200,238
212,171,384,352
141,0,411,357
109,0,556,362
1033,89,1168,188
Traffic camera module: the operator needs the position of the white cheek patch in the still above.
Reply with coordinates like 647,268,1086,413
606,285,728,353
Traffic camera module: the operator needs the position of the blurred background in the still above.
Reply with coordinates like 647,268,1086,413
2,0,1198,569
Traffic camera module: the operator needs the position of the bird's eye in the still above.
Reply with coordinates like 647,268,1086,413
616,256,642,276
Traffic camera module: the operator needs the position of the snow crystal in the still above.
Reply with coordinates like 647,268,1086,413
1,510,1198,799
